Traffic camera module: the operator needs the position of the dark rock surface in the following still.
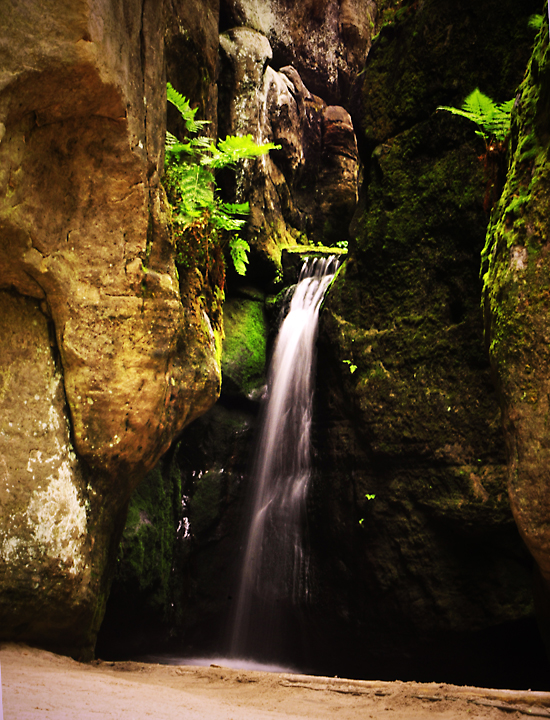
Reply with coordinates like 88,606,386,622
482,23,550,654
309,0,546,681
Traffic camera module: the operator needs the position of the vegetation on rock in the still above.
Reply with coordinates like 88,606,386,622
481,20,550,624
164,83,279,277
437,88,513,147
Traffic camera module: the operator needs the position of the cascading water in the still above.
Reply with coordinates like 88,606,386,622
229,256,340,665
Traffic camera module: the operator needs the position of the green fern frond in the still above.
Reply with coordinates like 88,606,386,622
437,88,512,144
229,237,250,276
164,84,278,276
167,82,209,135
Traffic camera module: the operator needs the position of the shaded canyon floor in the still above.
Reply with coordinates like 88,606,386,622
2,643,550,720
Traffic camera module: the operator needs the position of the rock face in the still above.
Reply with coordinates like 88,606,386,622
218,27,358,281
220,0,377,104
0,1,222,656
482,25,550,646
311,0,545,682
100,0,550,685
166,0,220,130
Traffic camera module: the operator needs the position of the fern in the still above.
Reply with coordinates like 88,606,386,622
229,238,251,277
437,88,513,145
164,83,279,276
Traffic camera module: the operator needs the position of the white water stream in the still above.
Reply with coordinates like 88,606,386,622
229,256,340,663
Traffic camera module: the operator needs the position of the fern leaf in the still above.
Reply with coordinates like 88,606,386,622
437,87,512,144
167,82,209,135
221,202,250,216
462,88,495,120
229,237,250,276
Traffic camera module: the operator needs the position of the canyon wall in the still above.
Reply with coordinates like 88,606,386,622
102,0,550,686
0,0,221,657
3,0,550,680
482,22,550,654
312,0,545,681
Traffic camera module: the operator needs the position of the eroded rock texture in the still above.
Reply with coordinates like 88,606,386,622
0,1,221,656
220,0,377,104
219,27,358,281
312,0,544,682
482,25,550,646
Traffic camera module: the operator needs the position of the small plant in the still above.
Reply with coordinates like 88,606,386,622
359,494,376,525
343,359,357,374
528,14,544,31
164,83,279,276
437,88,513,149
437,88,513,211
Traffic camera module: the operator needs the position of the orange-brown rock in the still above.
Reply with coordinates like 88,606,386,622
0,0,221,656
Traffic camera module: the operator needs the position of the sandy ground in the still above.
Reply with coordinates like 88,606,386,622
2,643,550,720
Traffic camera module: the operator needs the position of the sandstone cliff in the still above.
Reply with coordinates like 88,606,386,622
0,0,221,657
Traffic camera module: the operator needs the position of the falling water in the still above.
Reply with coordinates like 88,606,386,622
229,255,340,664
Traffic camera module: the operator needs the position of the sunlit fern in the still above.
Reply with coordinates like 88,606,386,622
437,88,513,147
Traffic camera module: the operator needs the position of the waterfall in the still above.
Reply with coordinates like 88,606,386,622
229,255,340,664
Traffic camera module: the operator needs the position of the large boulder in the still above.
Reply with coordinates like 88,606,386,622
0,0,221,657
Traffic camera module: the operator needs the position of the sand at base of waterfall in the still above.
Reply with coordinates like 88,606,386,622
1,643,549,720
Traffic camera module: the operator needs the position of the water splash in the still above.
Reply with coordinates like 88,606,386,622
230,256,340,663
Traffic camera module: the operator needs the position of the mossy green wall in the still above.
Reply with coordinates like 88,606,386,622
482,23,550,593
311,0,542,676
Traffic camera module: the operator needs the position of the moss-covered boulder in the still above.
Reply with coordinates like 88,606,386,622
482,23,550,642
222,291,268,399
311,0,544,681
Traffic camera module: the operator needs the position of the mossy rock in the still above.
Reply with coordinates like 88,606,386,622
482,23,550,597
222,295,268,399
308,0,540,676
96,454,183,654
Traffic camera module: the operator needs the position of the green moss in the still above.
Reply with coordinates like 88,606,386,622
482,23,550,385
112,456,182,619
189,467,223,536
222,296,267,398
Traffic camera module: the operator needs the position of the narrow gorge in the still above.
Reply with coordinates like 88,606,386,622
1,0,550,693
